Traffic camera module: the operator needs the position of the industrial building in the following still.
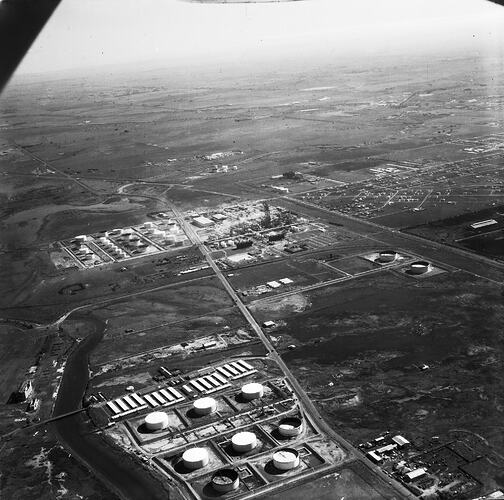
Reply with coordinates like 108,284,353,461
470,219,498,230
404,468,427,482
192,216,214,228
267,280,281,289
270,185,289,193
104,359,257,421
11,379,34,403
392,435,410,447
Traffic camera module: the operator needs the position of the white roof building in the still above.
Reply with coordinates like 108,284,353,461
267,281,281,289
470,219,498,230
376,443,397,454
193,216,214,228
405,468,427,481
279,278,294,285
392,435,410,447
367,450,382,462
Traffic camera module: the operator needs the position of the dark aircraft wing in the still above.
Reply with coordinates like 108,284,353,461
0,0,62,92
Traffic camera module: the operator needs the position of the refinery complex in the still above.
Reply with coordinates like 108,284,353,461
94,356,346,499
3,21,504,500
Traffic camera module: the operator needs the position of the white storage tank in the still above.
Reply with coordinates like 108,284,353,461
278,417,303,437
272,448,300,471
144,411,169,431
182,447,209,470
409,260,431,275
211,468,240,493
241,383,264,401
193,397,217,416
378,250,398,263
231,431,257,453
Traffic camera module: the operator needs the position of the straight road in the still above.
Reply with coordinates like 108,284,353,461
283,197,504,285
171,205,415,499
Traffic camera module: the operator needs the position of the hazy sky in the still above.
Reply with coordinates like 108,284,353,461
15,0,504,75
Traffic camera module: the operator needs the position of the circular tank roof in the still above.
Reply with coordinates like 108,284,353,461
378,250,398,262
211,468,239,492
278,417,303,436
409,260,431,273
241,383,264,399
144,411,168,428
193,397,217,411
182,448,209,469
231,431,257,450
411,260,430,267
273,448,300,470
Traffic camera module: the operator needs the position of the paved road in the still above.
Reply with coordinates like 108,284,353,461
171,206,415,499
252,259,407,304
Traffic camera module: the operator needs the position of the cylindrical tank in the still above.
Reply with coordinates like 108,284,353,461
241,383,264,400
278,417,303,437
144,411,169,431
193,397,217,416
378,250,398,263
231,432,257,453
409,260,431,275
182,448,209,470
272,448,300,471
211,468,240,493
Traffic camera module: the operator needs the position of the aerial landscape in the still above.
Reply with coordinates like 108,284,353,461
1,1,504,499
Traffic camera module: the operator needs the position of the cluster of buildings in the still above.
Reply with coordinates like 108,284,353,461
104,359,257,421
300,138,504,220
364,435,430,485
9,379,40,413
241,277,295,297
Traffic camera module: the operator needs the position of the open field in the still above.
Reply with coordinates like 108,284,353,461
248,269,504,491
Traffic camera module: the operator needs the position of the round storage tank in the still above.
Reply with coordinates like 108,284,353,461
241,383,264,401
409,260,431,275
182,448,209,470
378,250,398,263
211,468,240,493
231,431,257,453
144,411,169,431
272,448,300,471
278,417,303,437
193,397,217,416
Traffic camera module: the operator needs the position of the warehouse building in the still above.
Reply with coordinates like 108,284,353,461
193,216,214,228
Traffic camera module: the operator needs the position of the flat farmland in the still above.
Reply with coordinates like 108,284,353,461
88,276,241,364
326,255,377,275
227,257,343,303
